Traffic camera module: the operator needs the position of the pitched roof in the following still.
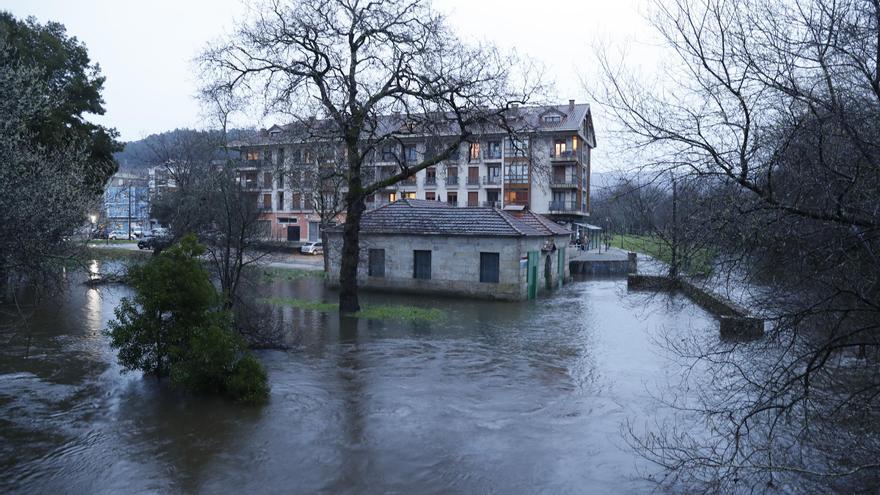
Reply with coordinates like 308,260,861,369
511,210,572,236
229,102,594,147
335,199,557,237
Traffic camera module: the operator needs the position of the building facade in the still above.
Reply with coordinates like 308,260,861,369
326,200,572,300
231,100,596,242
103,172,150,234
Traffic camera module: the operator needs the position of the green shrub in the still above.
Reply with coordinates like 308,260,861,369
106,234,269,404
226,354,271,405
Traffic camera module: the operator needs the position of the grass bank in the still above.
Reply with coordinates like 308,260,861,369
264,297,445,323
612,234,714,276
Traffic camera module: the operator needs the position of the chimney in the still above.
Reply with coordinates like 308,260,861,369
568,99,575,111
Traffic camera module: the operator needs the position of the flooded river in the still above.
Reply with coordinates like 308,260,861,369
0,264,716,494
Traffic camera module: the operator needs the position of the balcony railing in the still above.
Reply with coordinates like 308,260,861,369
241,180,260,190
483,175,502,186
549,200,585,213
551,149,588,162
446,176,459,186
424,177,437,186
482,201,501,208
504,176,529,184
550,177,579,188
466,176,481,186
483,150,502,160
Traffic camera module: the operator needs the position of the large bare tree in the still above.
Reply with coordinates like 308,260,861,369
199,0,541,312
596,0,880,490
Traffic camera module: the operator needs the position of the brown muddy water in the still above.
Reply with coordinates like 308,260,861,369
0,261,716,494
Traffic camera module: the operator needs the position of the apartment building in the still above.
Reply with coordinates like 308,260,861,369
230,100,596,242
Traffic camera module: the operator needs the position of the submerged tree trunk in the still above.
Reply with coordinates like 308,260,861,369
339,192,365,313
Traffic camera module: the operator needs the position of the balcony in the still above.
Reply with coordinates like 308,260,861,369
424,177,437,187
482,201,501,208
550,148,583,162
549,200,585,213
238,159,268,168
504,176,530,185
241,180,260,191
483,150,502,161
446,176,459,186
466,176,481,187
550,177,580,188
483,175,502,186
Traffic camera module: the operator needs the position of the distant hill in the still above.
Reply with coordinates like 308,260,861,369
114,128,253,171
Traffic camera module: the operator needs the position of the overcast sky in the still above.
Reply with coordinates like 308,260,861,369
4,0,659,171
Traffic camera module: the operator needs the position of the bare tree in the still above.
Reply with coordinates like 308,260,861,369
199,0,542,312
145,130,269,310
596,0,880,490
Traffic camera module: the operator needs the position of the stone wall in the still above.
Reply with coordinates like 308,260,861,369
326,233,570,300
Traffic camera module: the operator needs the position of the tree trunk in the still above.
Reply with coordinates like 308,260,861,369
339,194,366,313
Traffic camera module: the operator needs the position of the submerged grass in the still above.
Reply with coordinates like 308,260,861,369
259,267,326,281
263,297,445,323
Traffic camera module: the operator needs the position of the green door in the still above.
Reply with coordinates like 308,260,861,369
557,248,565,288
527,251,538,299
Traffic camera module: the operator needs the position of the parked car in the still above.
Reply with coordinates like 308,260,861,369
151,227,170,237
137,235,172,251
131,228,144,238
108,230,133,240
300,241,323,255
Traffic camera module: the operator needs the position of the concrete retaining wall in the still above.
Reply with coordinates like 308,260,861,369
627,274,764,339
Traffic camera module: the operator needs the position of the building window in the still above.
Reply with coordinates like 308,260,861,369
504,189,528,205
467,191,478,206
389,192,398,202
447,192,458,206
543,114,562,124
403,191,416,199
425,191,436,200
480,252,500,283
484,140,501,159
277,147,285,165
413,250,432,280
505,137,529,157
369,249,385,277
262,194,272,210
245,150,261,161
278,172,284,188
277,191,285,210
505,163,529,184
405,145,418,162
468,142,481,162
382,146,396,162
553,139,569,157
263,171,273,189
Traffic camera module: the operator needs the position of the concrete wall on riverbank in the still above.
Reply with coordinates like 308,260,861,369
628,274,764,339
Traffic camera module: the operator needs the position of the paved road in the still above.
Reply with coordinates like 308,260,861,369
89,242,325,272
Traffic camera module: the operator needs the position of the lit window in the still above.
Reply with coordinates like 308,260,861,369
469,143,481,162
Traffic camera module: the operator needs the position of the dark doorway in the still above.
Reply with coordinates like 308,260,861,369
287,225,301,241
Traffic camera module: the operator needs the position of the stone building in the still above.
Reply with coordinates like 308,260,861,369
326,199,571,300
229,100,596,242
